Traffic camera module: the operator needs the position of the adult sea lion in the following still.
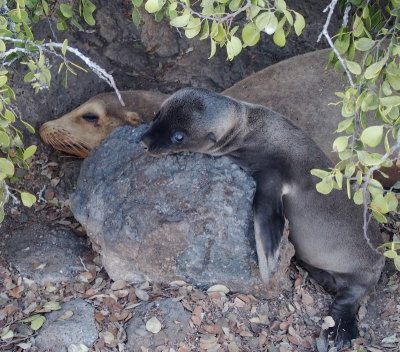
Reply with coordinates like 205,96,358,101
140,88,385,349
39,50,399,185
39,90,168,157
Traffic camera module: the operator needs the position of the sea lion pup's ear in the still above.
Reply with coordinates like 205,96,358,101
207,132,217,142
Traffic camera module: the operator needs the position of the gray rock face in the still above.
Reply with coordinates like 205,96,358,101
34,299,98,351
71,126,293,296
4,224,88,285
126,298,193,351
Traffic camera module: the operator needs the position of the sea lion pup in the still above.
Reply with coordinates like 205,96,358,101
39,90,168,157
140,88,385,349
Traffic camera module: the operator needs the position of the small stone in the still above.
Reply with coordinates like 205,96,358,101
45,190,55,200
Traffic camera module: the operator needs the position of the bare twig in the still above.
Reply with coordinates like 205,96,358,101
317,0,356,87
0,36,125,106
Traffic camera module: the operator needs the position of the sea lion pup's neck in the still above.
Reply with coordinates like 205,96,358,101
218,101,331,175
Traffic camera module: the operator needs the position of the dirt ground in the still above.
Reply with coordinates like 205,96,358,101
0,1,399,351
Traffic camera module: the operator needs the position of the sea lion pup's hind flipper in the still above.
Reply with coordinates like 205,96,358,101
253,173,286,283
321,274,371,348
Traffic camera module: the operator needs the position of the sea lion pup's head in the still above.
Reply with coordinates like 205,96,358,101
40,90,168,158
140,88,245,156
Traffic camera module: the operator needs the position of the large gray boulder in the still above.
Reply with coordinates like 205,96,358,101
71,126,294,296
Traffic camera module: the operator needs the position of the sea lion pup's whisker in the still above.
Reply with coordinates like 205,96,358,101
140,87,384,349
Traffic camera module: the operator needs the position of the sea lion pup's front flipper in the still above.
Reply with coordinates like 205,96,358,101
253,172,286,283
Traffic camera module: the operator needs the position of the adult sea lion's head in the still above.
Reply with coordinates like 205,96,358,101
140,88,244,156
40,90,168,157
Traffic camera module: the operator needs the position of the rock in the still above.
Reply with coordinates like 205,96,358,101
4,224,89,285
71,126,294,296
125,298,193,350
34,299,97,351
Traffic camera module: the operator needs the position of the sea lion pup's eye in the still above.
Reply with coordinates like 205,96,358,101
82,113,99,123
171,131,185,144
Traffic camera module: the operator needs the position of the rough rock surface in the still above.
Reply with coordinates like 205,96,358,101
4,224,88,285
126,298,193,350
34,298,98,351
71,126,294,296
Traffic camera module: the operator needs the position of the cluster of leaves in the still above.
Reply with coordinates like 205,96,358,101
311,0,400,262
133,0,305,60
0,0,93,223
57,0,96,31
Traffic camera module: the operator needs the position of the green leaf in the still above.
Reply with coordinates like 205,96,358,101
371,194,389,214
61,39,68,56
310,169,330,179
229,0,241,11
394,256,400,271
315,176,334,195
372,210,387,223
364,60,385,80
336,118,353,132
380,95,400,107
344,163,356,177
131,7,140,26
0,76,7,87
242,23,260,47
56,21,68,31
345,60,361,75
21,192,36,207
385,192,398,212
361,92,379,111
0,328,13,340
21,121,35,134
199,20,209,40
293,11,305,36
23,145,37,160
354,38,375,51
41,0,49,15
82,1,96,25
384,250,398,259
273,27,285,47
334,171,343,189
226,36,242,60
24,72,34,84
59,3,73,18
170,13,190,27
0,131,10,148
0,209,4,223
209,39,216,59
0,158,14,176
353,188,363,205
185,17,201,38
145,0,163,13
132,0,143,6
334,34,350,55
357,151,382,166
333,135,349,152
255,12,278,34
275,0,286,11
43,301,61,311
30,315,46,330
360,125,383,147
